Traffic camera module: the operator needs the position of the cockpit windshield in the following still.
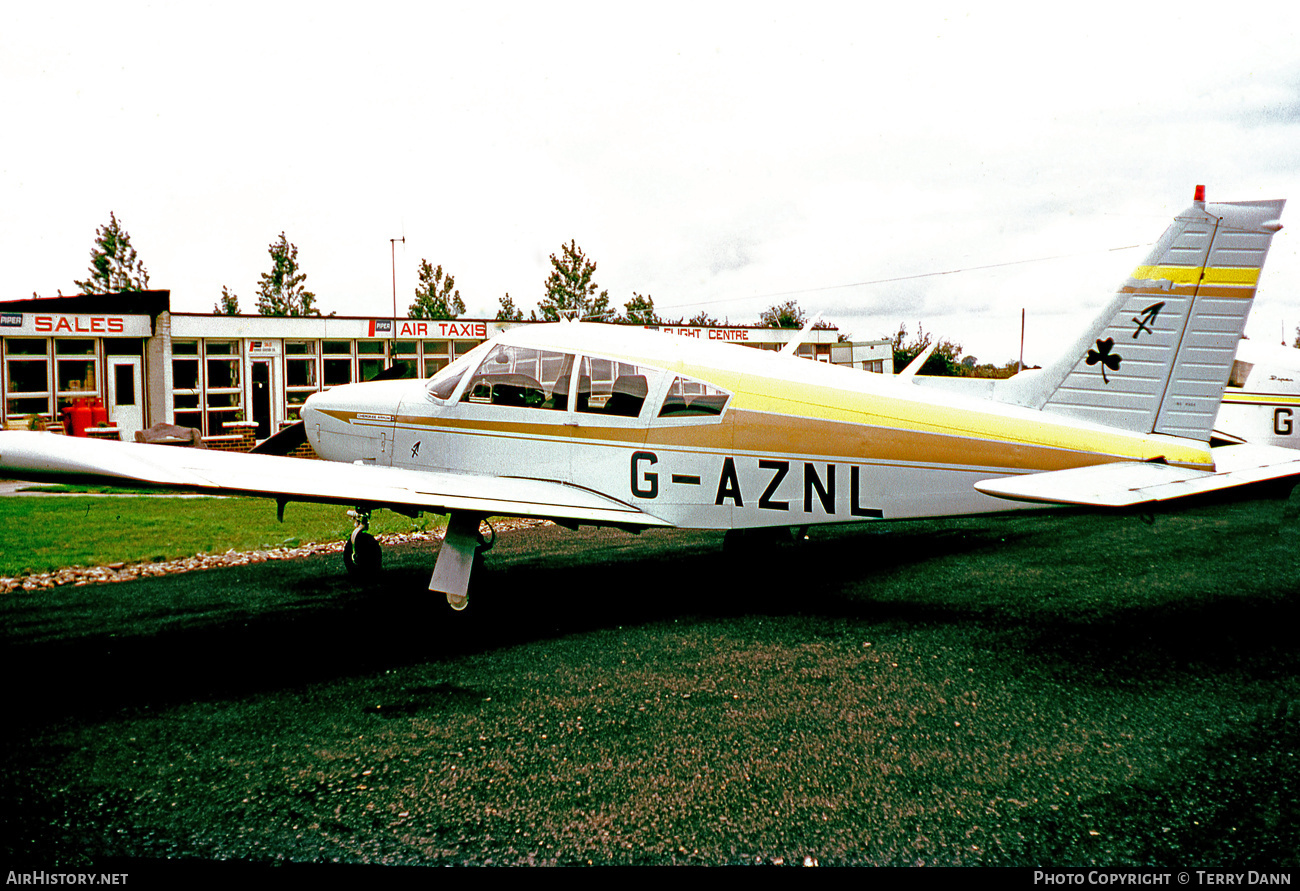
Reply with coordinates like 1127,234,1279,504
426,341,493,401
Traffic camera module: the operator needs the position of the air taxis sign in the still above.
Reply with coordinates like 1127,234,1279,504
367,319,489,339
0,313,153,337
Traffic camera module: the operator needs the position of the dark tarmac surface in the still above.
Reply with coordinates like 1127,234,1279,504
2,500,1298,868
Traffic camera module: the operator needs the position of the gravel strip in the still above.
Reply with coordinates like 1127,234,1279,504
0,518,553,593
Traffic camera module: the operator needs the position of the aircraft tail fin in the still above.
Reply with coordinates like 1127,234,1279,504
1002,187,1285,442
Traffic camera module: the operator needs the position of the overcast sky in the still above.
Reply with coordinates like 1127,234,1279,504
3,2,1298,365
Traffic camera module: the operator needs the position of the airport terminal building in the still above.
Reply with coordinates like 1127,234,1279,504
0,291,890,443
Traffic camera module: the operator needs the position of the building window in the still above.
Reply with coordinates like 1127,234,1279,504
4,338,52,421
172,341,202,431
357,340,386,382
322,340,353,387
422,340,450,378
204,341,241,434
54,338,99,416
389,339,419,379
284,341,318,419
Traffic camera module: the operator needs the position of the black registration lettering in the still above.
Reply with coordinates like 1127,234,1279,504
803,463,835,515
758,460,790,511
715,457,743,506
1275,407,1294,436
631,450,658,498
850,466,883,518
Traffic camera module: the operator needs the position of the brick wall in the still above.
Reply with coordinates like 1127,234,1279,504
198,420,318,459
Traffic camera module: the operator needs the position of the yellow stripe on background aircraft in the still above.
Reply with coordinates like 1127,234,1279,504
0,186,1295,609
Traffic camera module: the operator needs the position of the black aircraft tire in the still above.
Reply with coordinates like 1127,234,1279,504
344,530,382,576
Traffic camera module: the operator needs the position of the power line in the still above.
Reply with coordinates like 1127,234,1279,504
660,242,1151,310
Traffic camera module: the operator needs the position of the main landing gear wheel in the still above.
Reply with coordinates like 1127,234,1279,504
344,528,382,576
343,508,382,577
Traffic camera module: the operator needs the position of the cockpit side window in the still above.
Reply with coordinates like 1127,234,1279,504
460,344,575,411
576,357,661,418
658,375,731,417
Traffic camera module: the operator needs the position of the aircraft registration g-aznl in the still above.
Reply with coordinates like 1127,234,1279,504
1,187,1295,609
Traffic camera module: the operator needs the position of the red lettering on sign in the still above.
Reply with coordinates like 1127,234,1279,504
55,317,72,332
108,318,124,333
35,316,52,332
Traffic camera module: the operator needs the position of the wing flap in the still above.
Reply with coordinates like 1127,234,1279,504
975,444,1300,507
0,432,671,528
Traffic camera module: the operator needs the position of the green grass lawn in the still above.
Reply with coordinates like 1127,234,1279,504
0,494,441,576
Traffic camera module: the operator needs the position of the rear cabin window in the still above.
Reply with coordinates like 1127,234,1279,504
658,375,731,417
1228,360,1253,388
460,344,574,411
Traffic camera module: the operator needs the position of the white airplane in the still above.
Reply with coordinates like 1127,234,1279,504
1,187,1295,610
1216,339,1300,448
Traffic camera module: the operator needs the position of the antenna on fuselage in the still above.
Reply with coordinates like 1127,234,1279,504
779,313,823,358
899,342,938,380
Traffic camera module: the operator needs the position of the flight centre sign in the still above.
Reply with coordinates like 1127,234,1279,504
655,325,754,342
0,312,153,337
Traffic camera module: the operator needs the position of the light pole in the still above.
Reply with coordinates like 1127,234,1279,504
390,236,404,366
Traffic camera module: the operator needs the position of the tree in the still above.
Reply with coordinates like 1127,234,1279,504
759,299,807,329
496,293,525,322
74,212,150,294
408,260,465,320
538,240,611,321
623,292,659,325
687,310,722,326
213,286,240,315
891,323,966,376
256,233,319,316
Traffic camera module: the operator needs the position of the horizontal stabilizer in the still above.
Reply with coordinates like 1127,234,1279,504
974,444,1300,507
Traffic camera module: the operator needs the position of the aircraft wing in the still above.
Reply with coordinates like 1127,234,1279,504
974,443,1300,508
0,431,671,528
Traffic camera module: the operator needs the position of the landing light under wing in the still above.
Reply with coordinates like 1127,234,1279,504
0,431,670,529
975,443,1300,508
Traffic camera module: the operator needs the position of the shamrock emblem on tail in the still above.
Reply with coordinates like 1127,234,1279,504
1086,337,1122,384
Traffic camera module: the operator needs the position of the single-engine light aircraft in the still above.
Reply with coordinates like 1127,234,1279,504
1,187,1295,609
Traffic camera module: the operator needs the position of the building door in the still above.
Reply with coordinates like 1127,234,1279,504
107,357,144,441
252,360,272,439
